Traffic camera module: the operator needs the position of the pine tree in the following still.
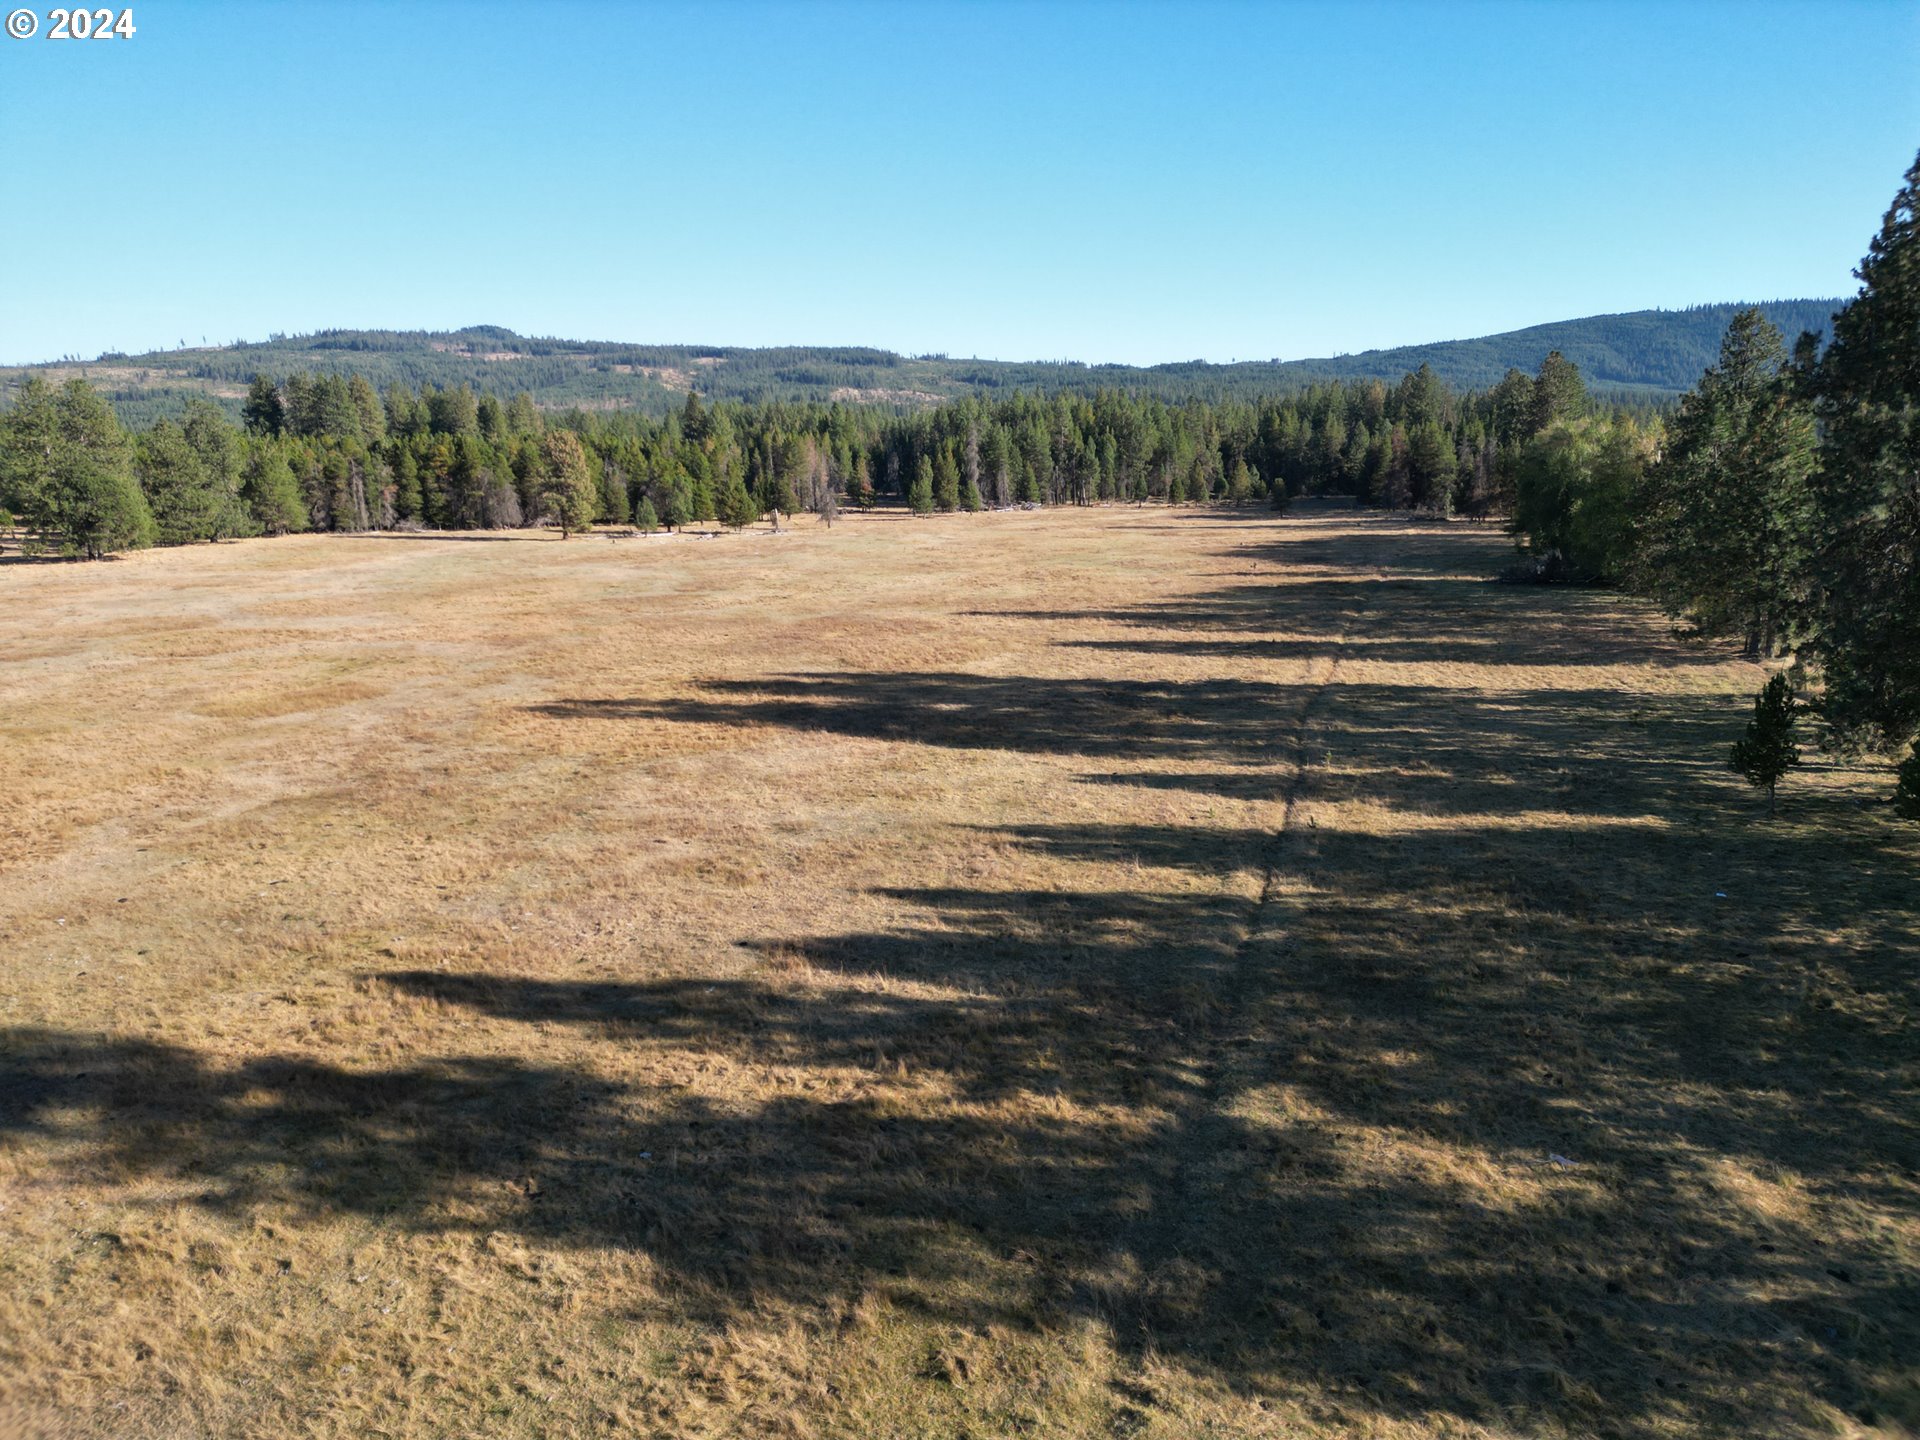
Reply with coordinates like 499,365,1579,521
597,461,630,525
1895,745,1920,822
635,495,660,535
847,454,875,509
757,464,798,527
183,400,254,538
390,446,422,521
241,445,306,534
136,419,222,544
537,429,596,537
1635,310,1816,655
933,451,960,512
242,375,285,437
717,471,758,529
1016,459,1040,505
1809,150,1920,756
908,457,936,515
1529,351,1587,434
959,476,984,512
1228,458,1256,505
1729,673,1800,816
0,378,154,558
662,483,691,532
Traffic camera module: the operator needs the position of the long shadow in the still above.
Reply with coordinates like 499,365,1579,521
10,509,1915,1434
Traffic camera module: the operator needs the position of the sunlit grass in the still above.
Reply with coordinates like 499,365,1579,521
1,506,1913,1438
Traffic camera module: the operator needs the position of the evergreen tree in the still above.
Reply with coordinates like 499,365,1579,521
680,390,714,449
1407,422,1457,512
390,445,423,521
635,495,660,535
504,392,541,437
1808,150,1920,754
536,429,596,537
757,461,799,525
1635,309,1815,655
908,456,936,514
960,476,984,512
1228,458,1256,505
427,385,479,438
136,419,223,544
1487,368,1534,449
1529,351,1587,434
1729,673,1801,815
240,445,305,534
183,400,254,538
1016,459,1040,505
1895,745,1920,822
0,378,154,558
717,471,758,529
348,375,387,444
242,375,285,437
598,461,630,525
846,454,875,509
662,483,691,532
933,450,961,512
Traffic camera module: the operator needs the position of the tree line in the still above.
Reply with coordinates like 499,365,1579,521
0,343,1612,556
1504,152,1920,817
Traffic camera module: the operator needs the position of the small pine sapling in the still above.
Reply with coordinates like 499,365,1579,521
1729,673,1800,815
1895,743,1920,821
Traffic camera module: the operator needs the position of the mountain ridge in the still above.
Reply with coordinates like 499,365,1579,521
3,299,1842,427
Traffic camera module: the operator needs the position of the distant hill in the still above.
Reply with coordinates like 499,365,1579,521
1,301,1842,427
1281,300,1840,394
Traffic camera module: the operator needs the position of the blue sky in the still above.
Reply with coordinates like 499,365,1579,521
1,0,1914,365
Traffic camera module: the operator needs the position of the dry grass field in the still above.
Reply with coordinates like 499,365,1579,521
1,505,1915,1440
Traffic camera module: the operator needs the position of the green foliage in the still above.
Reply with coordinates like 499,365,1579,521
960,477,984,512
183,400,255,538
0,377,154,557
907,457,936,515
1509,417,1651,583
1807,151,1920,752
845,455,875,509
1729,673,1801,814
242,374,284,437
137,418,227,544
1529,351,1588,433
662,485,690,532
756,461,798,521
634,495,660,535
1896,745,1920,821
536,429,596,537
932,451,960,512
597,460,629,525
1635,309,1815,656
716,471,758,530
241,444,305,535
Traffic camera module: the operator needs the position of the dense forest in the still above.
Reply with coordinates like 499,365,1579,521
1,301,1837,430
3,159,1914,815
0,341,1618,554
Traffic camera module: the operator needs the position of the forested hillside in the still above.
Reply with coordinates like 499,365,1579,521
1,301,1838,428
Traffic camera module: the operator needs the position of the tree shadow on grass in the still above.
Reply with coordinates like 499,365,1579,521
6,508,1915,1435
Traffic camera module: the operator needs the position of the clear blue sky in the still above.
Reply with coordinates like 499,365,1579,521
1,0,1914,366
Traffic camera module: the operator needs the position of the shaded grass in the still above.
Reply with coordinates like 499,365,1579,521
0,507,1914,1438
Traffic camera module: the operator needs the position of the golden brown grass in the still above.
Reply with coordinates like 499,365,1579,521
1,505,1915,1439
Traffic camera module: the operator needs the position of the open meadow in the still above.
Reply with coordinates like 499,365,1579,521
1,504,1915,1439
